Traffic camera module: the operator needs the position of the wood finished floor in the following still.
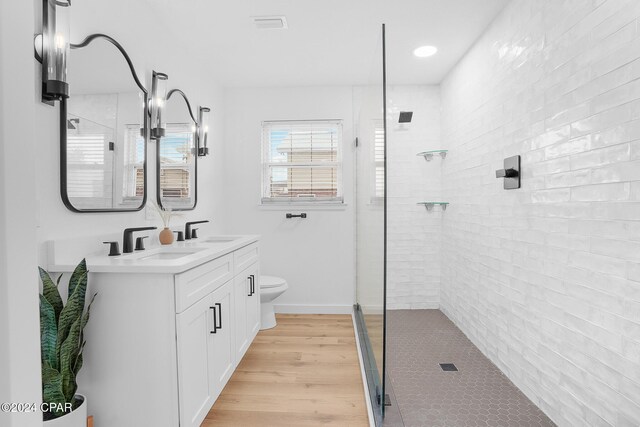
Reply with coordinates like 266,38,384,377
204,314,369,427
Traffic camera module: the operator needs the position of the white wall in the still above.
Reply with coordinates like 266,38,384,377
1,0,227,425
223,86,355,313
35,0,227,265
441,0,640,425
387,85,442,309
0,0,42,425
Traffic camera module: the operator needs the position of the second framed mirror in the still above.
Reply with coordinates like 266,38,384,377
157,89,198,210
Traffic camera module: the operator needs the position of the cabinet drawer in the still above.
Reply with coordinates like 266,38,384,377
175,254,234,313
234,243,259,273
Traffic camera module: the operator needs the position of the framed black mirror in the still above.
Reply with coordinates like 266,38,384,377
156,89,198,210
61,34,148,212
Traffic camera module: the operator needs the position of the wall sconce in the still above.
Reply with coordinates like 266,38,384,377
34,0,72,105
197,107,211,156
150,70,168,140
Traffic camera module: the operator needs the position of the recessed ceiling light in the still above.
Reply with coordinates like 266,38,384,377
413,45,438,58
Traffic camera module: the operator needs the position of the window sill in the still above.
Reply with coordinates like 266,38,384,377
259,203,348,211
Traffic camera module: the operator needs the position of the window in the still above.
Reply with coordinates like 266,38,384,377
261,120,343,204
123,124,145,202
159,123,195,201
373,120,385,200
66,114,115,208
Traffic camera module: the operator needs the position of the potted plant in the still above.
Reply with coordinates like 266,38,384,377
39,259,96,426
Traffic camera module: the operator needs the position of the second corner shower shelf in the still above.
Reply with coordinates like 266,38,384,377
417,202,449,211
417,149,448,161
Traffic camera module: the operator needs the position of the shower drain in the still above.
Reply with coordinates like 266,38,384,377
439,363,458,371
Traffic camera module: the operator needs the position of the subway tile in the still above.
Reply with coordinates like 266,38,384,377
544,135,592,159
592,119,640,148
440,1,640,425
571,143,630,170
591,160,640,183
591,237,640,262
570,182,630,201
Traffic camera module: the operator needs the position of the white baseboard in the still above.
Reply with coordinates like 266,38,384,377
274,304,353,315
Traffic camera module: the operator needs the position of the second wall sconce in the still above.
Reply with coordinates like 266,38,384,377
150,70,169,140
34,0,72,105
197,106,211,156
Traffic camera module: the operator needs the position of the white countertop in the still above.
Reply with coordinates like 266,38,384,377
49,235,259,274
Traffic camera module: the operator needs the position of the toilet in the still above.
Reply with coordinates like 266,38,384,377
259,275,289,330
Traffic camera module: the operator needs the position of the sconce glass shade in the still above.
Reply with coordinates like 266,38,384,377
198,107,211,156
40,0,71,102
150,70,168,140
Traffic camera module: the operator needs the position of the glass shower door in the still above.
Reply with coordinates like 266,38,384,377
354,23,386,425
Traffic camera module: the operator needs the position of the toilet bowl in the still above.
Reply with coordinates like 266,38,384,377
260,275,288,330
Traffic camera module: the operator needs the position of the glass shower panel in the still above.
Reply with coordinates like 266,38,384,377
354,24,386,424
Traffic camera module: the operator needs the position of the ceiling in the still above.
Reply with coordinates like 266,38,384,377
126,0,510,87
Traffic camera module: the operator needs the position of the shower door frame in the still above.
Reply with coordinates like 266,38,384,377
354,22,388,426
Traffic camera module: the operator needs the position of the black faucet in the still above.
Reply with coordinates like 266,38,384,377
185,220,209,240
123,227,157,253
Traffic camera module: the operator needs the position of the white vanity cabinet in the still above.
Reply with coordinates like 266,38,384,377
78,238,260,427
176,280,234,427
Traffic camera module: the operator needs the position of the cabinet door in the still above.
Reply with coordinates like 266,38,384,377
210,281,235,399
176,295,216,427
245,263,261,341
234,264,261,362
233,273,250,360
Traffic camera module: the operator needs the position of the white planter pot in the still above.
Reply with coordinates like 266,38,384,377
43,395,87,427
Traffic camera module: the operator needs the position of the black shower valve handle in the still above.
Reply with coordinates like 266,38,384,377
495,168,518,178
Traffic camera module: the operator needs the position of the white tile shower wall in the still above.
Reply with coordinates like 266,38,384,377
387,86,442,309
440,0,640,425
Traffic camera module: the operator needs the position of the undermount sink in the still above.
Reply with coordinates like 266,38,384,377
138,251,201,261
203,235,243,243
127,247,207,262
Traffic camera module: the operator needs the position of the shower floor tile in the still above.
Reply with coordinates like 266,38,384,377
384,309,555,427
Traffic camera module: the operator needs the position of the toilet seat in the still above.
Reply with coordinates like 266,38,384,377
261,275,287,289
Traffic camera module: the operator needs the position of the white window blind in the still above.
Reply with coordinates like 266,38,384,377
123,125,145,200
160,123,195,199
66,114,114,208
373,120,385,199
261,120,343,204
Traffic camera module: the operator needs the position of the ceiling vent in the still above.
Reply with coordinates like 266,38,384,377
252,16,288,30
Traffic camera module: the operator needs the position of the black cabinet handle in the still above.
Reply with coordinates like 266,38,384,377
215,303,222,330
286,213,307,219
250,275,256,296
247,276,253,296
209,306,217,334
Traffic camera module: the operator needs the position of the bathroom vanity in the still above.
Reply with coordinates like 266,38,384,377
72,236,260,427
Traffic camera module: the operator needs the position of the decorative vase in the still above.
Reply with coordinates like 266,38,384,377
43,395,87,427
159,227,174,245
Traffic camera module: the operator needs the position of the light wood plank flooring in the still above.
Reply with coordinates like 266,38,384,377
204,314,370,427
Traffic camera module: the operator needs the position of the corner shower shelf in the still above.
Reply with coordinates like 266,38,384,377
418,202,449,211
417,150,447,161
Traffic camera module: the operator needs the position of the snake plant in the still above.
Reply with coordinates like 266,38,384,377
39,259,96,420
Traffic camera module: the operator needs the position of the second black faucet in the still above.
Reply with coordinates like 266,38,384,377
185,220,209,240
123,227,157,253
